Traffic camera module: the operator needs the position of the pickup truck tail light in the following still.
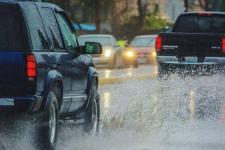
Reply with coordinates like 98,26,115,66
26,54,37,78
222,38,225,53
155,36,162,52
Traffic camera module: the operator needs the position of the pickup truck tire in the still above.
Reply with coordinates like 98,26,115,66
36,90,59,150
84,81,100,134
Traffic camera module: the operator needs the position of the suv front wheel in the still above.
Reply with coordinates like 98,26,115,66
84,81,100,134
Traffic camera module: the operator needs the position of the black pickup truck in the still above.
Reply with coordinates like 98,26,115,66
156,12,225,76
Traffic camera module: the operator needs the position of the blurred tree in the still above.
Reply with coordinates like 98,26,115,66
208,0,225,11
198,0,209,10
94,0,101,33
45,0,170,38
183,0,225,12
184,0,188,12
145,14,170,30
46,0,102,33
137,0,148,25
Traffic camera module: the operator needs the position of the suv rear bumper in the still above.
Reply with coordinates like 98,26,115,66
0,95,43,113
157,56,225,65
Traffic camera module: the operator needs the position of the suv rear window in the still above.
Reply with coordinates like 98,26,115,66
0,6,24,51
174,14,225,33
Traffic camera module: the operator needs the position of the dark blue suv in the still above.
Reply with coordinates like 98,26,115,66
0,0,102,149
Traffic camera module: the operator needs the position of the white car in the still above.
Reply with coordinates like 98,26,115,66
78,34,123,69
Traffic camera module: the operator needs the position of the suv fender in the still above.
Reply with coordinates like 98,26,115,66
41,70,63,112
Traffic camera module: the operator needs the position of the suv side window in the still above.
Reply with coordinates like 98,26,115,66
56,12,78,52
40,7,64,51
21,3,49,51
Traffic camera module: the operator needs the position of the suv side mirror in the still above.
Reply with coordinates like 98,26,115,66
81,42,102,54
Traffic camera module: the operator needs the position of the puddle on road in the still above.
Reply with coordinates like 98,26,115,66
1,74,225,150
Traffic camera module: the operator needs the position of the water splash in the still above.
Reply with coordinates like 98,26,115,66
1,74,225,150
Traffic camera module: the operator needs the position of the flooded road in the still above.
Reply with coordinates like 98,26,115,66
57,67,225,150
98,65,157,80
1,65,225,150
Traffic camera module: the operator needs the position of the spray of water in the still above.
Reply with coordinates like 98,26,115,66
1,74,225,150
57,74,225,150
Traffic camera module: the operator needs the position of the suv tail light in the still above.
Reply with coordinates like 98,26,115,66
156,36,162,52
26,54,37,78
222,38,225,53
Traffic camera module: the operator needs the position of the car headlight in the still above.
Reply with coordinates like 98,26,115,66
152,51,156,57
125,51,134,57
104,49,112,57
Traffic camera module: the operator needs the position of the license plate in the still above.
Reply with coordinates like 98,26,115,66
0,98,14,106
185,57,198,63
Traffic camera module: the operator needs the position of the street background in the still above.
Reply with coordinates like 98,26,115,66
45,0,225,39
1,0,225,150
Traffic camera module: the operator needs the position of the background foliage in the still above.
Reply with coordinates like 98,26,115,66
45,0,225,39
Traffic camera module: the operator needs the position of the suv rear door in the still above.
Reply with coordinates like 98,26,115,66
37,4,73,113
39,5,72,91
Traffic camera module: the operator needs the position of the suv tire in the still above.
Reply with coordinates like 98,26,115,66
36,90,59,150
84,81,100,134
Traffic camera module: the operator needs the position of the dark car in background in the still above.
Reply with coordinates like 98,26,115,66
78,34,138,69
0,1,101,150
156,12,225,77
129,35,157,65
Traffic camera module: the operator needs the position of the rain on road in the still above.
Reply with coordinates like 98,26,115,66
57,65,225,150
1,65,225,150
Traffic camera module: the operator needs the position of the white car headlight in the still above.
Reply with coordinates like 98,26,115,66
104,49,112,57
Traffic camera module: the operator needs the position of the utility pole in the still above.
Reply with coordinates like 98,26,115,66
95,0,101,33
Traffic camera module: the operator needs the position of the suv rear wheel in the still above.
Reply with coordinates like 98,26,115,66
36,90,59,150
